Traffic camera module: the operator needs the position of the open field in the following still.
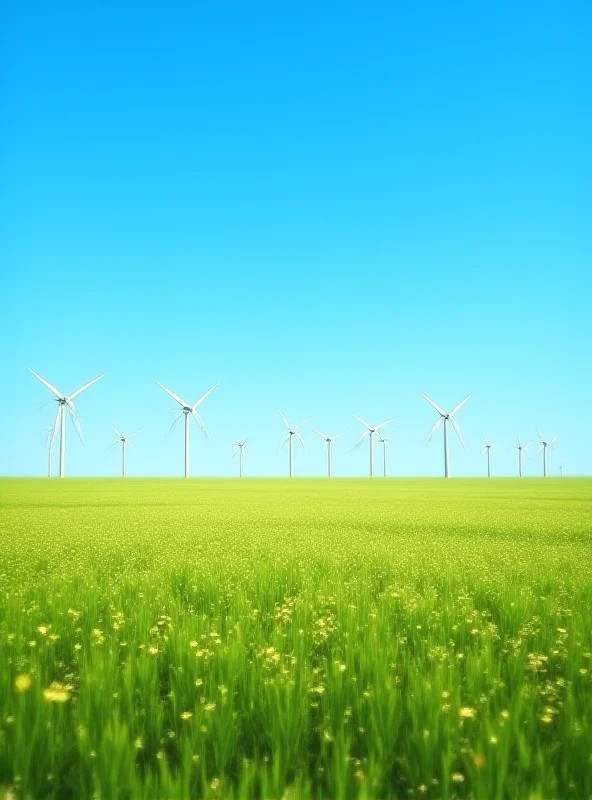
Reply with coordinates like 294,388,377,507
1,478,591,799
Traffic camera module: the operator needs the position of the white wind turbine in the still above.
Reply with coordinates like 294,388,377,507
515,436,533,478
156,380,218,477
28,368,106,477
279,412,310,477
353,416,395,477
108,424,142,478
421,393,471,478
375,430,396,478
311,428,347,477
232,439,248,477
481,436,498,478
533,429,557,477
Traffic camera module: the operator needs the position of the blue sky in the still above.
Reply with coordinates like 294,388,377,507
1,1,590,477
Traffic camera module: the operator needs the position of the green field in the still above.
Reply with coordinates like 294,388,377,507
1,478,591,799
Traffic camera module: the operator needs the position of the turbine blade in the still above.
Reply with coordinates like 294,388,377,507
376,418,396,431
295,417,311,431
450,417,467,450
156,381,189,408
278,411,291,430
68,373,106,401
332,431,348,440
127,430,143,438
533,444,544,455
352,430,370,451
421,394,446,417
449,393,472,418
311,428,328,440
424,416,443,446
279,432,290,450
49,406,61,448
109,423,123,439
28,368,63,400
167,412,184,438
192,382,218,410
191,410,209,439
549,436,558,450
353,415,372,430
68,404,85,445
536,428,544,441
295,431,306,451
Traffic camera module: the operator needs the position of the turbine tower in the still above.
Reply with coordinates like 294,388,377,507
311,428,347,477
375,430,395,478
481,436,498,478
156,380,218,477
353,416,395,477
421,393,471,478
28,368,106,477
108,424,142,478
533,429,557,477
515,437,532,478
44,425,54,478
232,439,248,477
279,412,310,477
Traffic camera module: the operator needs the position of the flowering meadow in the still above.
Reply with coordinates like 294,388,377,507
1,478,591,799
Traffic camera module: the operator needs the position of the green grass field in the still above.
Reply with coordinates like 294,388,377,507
1,478,591,799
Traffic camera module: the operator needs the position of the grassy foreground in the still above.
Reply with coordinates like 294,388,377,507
0,478,591,799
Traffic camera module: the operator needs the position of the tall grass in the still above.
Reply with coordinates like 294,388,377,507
0,478,591,798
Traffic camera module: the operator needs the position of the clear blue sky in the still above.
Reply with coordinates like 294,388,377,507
1,1,590,477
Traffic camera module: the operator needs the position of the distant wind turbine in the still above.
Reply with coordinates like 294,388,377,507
279,413,310,477
353,416,395,477
481,436,498,478
311,428,347,477
559,464,563,477
28,368,106,477
421,393,471,478
108,424,142,478
515,437,532,478
156,380,218,477
232,439,248,477
533,429,557,477
375,430,396,478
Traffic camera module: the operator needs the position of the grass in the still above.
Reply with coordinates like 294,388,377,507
0,477,591,799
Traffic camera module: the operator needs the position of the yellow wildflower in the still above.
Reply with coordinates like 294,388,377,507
15,673,32,692
43,682,71,703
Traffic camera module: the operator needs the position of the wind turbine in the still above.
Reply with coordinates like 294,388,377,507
279,412,310,477
232,439,248,477
375,430,396,478
515,437,532,478
353,416,395,477
481,436,498,478
28,368,106,477
311,428,347,477
108,425,142,478
156,380,218,477
533,429,557,477
421,394,471,478
559,464,564,477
